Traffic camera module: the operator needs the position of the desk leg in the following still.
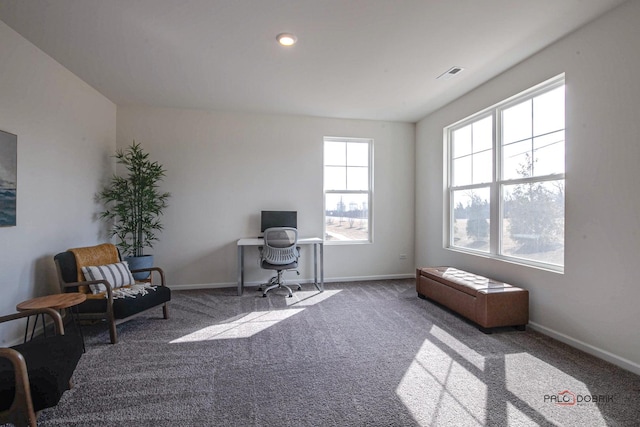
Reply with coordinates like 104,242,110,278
237,246,244,296
312,242,324,292
313,243,318,290
319,242,324,292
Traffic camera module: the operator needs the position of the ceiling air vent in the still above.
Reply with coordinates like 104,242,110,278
437,66,465,80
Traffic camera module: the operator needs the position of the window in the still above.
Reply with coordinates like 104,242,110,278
447,75,565,270
324,137,373,243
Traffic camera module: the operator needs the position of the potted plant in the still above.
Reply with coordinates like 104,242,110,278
98,141,170,279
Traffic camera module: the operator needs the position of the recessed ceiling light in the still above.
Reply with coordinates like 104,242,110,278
276,33,297,46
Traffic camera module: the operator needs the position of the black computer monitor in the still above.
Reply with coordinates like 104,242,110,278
260,210,297,232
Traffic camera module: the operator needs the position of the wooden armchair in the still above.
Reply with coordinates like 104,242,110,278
0,308,83,427
54,243,171,344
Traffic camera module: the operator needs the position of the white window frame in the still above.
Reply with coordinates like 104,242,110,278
323,136,373,244
445,74,565,272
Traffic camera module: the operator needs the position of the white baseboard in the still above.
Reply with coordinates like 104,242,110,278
528,321,640,376
323,273,415,283
168,273,415,291
170,282,234,290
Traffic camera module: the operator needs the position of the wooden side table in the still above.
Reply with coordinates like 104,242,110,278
17,293,87,349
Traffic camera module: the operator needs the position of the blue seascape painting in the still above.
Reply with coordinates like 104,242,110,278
0,130,17,227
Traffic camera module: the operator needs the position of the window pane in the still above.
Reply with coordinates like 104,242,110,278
533,86,565,136
502,100,532,144
502,180,564,266
502,139,532,180
533,131,565,176
452,125,471,158
452,156,472,186
452,188,490,253
324,137,373,244
324,166,345,190
473,116,493,152
347,143,369,167
324,141,346,166
446,78,564,271
346,166,368,190
325,193,369,241
473,150,492,184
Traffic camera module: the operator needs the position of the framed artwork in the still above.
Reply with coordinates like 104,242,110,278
0,129,17,227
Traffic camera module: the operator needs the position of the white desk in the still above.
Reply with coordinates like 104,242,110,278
237,237,324,296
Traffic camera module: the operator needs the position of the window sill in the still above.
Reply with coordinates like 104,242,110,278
445,246,564,274
325,240,372,246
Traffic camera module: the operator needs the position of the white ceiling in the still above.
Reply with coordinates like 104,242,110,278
0,0,626,122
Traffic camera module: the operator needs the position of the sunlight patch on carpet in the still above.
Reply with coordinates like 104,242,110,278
286,289,342,306
170,290,341,343
429,325,485,371
505,353,607,425
396,336,487,426
506,401,536,425
170,309,305,342
397,325,609,426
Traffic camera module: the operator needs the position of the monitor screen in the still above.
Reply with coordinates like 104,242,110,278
260,210,297,232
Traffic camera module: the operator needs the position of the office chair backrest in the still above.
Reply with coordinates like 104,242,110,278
262,227,298,265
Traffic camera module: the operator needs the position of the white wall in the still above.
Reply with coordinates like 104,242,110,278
117,106,415,288
0,22,116,345
416,0,640,374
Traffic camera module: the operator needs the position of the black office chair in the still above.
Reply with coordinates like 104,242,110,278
258,227,301,297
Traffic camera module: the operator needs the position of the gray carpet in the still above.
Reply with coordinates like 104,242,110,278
37,279,640,426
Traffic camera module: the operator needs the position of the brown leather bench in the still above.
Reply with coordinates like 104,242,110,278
416,267,529,333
